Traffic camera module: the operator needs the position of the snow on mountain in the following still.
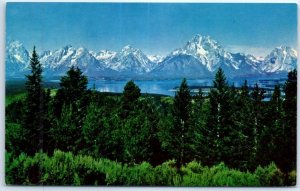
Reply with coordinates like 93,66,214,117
148,55,164,63
6,36,298,80
92,50,117,63
39,45,116,77
104,45,156,74
259,46,297,73
6,40,30,77
151,34,262,78
173,34,231,72
150,54,211,79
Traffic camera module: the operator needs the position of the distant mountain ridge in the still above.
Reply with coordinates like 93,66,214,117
6,35,297,79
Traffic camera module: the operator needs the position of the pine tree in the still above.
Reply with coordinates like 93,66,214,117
259,85,284,167
232,80,256,170
206,68,237,167
121,80,141,118
171,78,192,166
22,47,48,155
251,83,266,166
53,66,88,117
190,88,208,161
52,66,89,152
280,69,297,183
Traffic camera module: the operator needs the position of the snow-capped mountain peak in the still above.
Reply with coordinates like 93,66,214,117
92,50,117,61
170,34,231,72
6,40,30,77
148,55,164,63
120,45,143,56
260,46,297,73
6,40,29,64
106,45,156,73
6,36,298,80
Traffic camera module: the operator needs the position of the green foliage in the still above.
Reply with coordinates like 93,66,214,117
122,162,156,185
6,64,297,186
179,162,259,186
281,69,297,174
6,153,28,185
254,162,284,186
154,160,179,185
168,78,194,166
51,105,79,152
121,80,141,118
5,123,24,155
41,151,77,185
229,80,256,170
21,46,50,155
123,80,141,103
59,66,88,105
258,85,284,169
206,68,238,167
287,170,296,186
7,151,292,186
5,92,26,107
50,67,90,153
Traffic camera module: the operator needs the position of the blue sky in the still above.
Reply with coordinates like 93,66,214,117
6,3,297,57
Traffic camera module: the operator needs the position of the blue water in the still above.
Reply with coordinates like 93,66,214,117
88,78,287,97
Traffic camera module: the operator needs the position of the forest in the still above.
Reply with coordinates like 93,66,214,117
5,47,297,186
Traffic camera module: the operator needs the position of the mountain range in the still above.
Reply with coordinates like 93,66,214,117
6,34,297,80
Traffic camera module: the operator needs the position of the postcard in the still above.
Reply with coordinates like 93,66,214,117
5,2,297,186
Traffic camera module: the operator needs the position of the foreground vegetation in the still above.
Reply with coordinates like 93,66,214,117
5,47,297,186
6,150,295,186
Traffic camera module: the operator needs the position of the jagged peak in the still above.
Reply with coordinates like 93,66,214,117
7,39,23,47
122,45,135,51
268,46,297,58
188,34,219,46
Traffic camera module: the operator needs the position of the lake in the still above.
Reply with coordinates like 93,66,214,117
88,78,287,97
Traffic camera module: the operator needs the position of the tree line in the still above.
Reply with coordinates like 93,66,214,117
6,47,297,185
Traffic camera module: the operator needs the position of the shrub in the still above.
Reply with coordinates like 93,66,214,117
74,155,106,185
154,160,179,186
287,170,296,186
5,151,288,186
123,162,156,185
41,150,77,185
5,153,27,185
255,162,284,186
180,162,259,186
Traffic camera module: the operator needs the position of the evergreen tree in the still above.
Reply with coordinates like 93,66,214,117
232,80,256,170
51,104,78,152
120,82,163,165
170,78,192,166
251,83,266,166
280,69,297,182
22,47,49,155
52,67,89,152
206,68,236,167
190,88,208,162
121,80,141,118
191,88,205,130
259,85,284,168
53,66,88,117
59,66,88,104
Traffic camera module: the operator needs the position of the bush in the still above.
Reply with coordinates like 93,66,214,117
74,155,106,185
6,151,289,186
255,162,284,186
287,170,296,186
6,153,27,185
154,160,179,185
5,123,25,155
180,162,259,186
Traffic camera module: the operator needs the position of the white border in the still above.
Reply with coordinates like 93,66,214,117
0,1,299,191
